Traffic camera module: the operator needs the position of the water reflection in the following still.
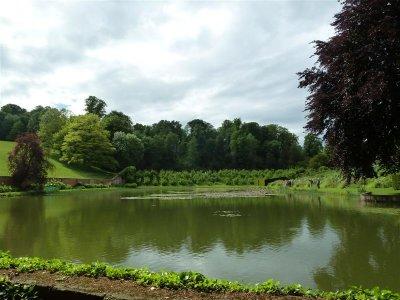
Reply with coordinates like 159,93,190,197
0,189,399,291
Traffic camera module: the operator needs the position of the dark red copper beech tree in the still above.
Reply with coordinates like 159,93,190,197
298,0,400,180
8,133,50,190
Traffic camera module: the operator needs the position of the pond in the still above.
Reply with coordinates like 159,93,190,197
0,187,399,292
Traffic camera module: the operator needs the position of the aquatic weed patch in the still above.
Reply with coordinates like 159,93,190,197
0,252,398,300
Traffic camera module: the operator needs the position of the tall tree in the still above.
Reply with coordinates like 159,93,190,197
298,0,400,179
303,133,323,158
1,104,26,115
38,108,67,151
84,96,107,117
8,133,50,190
230,131,259,169
27,106,49,132
0,104,28,140
102,111,133,138
184,119,217,169
54,114,116,170
112,132,144,169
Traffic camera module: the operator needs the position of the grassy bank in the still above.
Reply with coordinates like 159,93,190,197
0,252,398,300
0,141,111,179
267,168,400,196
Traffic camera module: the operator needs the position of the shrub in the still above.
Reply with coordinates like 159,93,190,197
83,183,109,189
119,166,137,183
392,173,400,190
124,183,137,188
8,133,51,190
0,276,38,299
308,152,330,169
45,180,71,190
0,185,14,193
0,252,398,299
365,176,393,189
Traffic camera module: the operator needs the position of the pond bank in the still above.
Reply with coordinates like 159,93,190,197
0,269,304,300
0,253,398,300
268,185,400,198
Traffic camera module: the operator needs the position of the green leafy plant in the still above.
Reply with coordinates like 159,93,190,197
45,179,71,191
0,185,14,193
0,252,398,299
0,276,38,300
392,174,400,190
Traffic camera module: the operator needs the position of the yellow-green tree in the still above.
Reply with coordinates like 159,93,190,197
54,114,117,170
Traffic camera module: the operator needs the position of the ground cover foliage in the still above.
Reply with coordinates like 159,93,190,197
0,276,37,300
0,252,398,300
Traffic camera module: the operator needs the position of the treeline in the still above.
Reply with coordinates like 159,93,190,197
0,98,329,172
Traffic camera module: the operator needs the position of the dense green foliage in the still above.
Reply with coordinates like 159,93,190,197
117,168,304,186
303,133,323,159
0,185,14,193
0,252,397,299
0,276,38,300
134,119,306,170
392,174,400,190
308,151,330,170
8,133,50,190
0,105,49,141
102,110,134,138
116,167,399,193
1,103,322,172
268,168,400,195
53,114,117,170
112,132,144,168
38,108,67,151
84,96,107,117
298,0,400,179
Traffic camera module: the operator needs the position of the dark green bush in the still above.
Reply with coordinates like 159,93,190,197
0,185,14,193
308,152,330,169
83,183,109,189
119,166,137,183
392,173,400,190
124,183,137,188
0,276,38,299
45,180,71,190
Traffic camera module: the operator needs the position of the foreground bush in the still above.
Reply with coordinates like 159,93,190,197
0,276,38,299
0,252,398,299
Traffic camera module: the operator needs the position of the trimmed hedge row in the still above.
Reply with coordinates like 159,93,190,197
119,167,305,186
0,252,398,299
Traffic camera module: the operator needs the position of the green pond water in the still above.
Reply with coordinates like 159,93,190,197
0,187,399,291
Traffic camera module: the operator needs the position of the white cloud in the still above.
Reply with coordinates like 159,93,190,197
0,0,341,137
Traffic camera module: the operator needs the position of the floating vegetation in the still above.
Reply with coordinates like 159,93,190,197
121,189,275,201
213,210,242,218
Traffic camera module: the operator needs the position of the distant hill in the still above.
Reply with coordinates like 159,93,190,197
0,141,112,179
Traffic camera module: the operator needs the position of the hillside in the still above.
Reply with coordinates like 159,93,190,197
0,141,112,179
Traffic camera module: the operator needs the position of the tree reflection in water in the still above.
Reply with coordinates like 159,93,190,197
0,189,398,291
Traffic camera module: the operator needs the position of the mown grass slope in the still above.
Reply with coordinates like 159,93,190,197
0,141,111,179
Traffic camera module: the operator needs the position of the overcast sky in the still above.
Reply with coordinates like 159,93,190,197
0,1,341,137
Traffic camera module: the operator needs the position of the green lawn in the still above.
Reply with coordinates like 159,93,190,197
0,141,112,179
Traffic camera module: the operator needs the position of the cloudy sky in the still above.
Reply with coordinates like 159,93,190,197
0,0,341,137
